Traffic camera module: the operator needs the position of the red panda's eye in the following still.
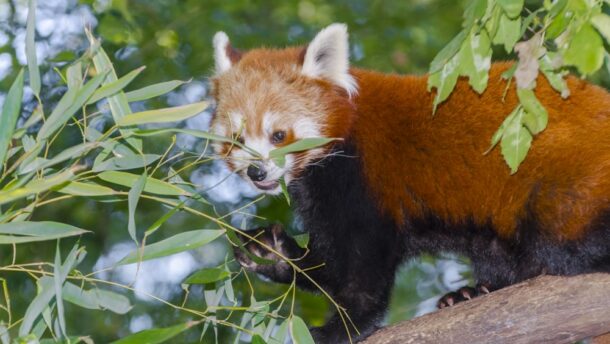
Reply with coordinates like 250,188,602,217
271,130,286,144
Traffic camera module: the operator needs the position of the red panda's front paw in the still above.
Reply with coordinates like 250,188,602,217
437,283,492,309
233,225,302,284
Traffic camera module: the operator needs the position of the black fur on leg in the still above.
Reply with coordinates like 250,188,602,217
235,139,610,343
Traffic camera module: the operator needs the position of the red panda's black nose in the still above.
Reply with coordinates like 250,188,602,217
247,165,267,182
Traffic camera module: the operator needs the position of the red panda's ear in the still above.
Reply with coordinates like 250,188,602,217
302,23,357,97
213,32,242,75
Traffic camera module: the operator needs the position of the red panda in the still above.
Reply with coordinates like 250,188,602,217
208,24,610,343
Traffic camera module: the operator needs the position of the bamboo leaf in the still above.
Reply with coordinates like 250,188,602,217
62,282,131,314
87,66,146,105
117,229,224,265
98,171,188,196
183,268,230,284
125,80,188,102
110,322,196,344
19,142,99,174
116,101,209,126
269,138,337,167
19,277,55,337
53,242,67,339
86,29,142,150
289,316,314,344
37,70,109,141
56,181,117,196
0,221,90,245
0,69,24,166
92,154,160,172
26,0,40,97
133,128,260,156
0,169,75,205
127,173,146,243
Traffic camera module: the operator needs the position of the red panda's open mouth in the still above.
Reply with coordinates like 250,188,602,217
253,180,280,191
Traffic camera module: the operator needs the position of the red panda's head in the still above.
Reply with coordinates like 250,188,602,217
209,24,357,195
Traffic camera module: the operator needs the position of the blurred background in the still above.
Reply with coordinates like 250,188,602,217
0,0,478,342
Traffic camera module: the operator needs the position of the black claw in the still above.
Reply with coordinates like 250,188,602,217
438,283,495,309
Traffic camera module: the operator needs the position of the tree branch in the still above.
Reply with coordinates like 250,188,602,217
362,273,610,344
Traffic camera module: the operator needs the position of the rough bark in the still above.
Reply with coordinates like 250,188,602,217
362,273,610,344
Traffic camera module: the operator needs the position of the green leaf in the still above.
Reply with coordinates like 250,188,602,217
0,323,9,344
280,178,290,205
110,322,195,344
87,66,146,105
269,138,337,167
92,154,160,172
19,142,99,174
127,173,147,244
292,233,309,249
183,268,231,284
428,53,461,113
26,0,40,97
459,29,492,94
19,277,55,337
116,101,209,126
20,248,82,337
517,88,548,135
66,61,83,90
429,30,467,74
116,229,225,265
564,23,604,76
501,108,532,174
591,13,610,44
98,171,188,196
271,320,289,344
132,128,260,157
463,0,487,28
487,106,520,153
125,80,188,102
37,70,109,141
493,14,521,52
539,55,570,98
86,30,141,151
497,0,524,18
0,221,89,244
62,282,131,314
0,69,24,166
0,169,75,206
57,181,117,196
289,316,314,344
252,335,267,344
53,242,67,339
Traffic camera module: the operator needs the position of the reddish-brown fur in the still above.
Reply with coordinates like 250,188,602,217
351,63,610,240
213,46,610,241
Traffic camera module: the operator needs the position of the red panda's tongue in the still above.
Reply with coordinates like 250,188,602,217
253,180,279,191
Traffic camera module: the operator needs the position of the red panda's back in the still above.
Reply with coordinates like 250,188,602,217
351,63,610,240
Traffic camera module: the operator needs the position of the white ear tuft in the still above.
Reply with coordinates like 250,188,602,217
213,31,232,74
302,23,357,96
